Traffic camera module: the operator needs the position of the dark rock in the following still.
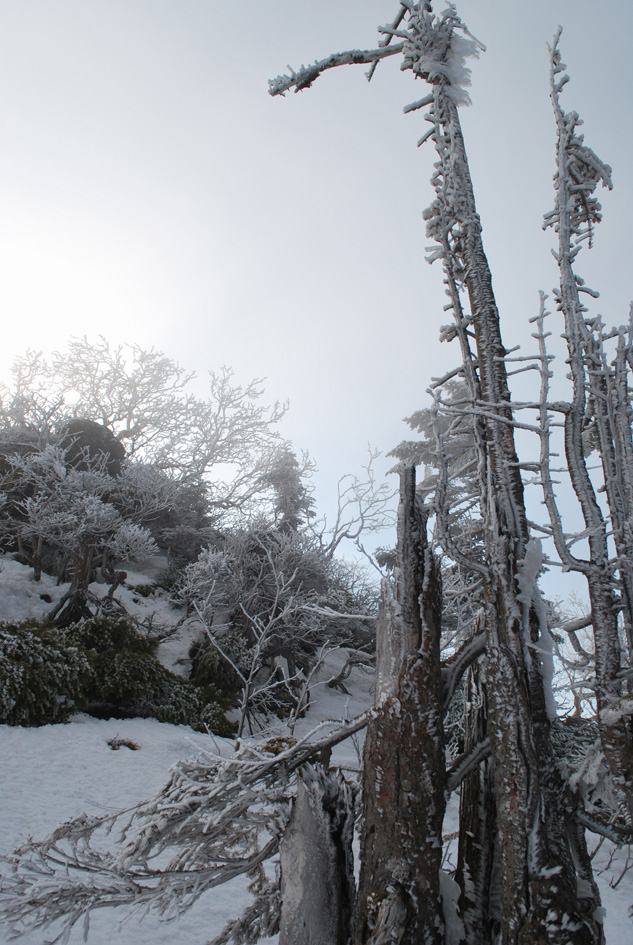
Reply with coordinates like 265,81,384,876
58,419,126,477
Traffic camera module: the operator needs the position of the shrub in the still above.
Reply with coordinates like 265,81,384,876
0,620,91,726
128,583,157,598
0,616,235,736
60,615,156,657
140,679,236,737
60,617,235,734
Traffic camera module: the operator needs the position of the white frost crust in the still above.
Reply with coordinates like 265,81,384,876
517,538,558,721
402,3,484,107
374,577,406,706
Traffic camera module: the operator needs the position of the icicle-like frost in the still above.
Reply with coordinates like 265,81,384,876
374,577,405,706
401,3,485,107
516,539,558,721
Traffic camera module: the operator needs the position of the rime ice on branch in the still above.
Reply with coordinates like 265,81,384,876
271,4,605,944
539,28,633,822
4,6,633,945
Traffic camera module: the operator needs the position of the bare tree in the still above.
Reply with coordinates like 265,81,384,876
0,350,64,442
311,449,396,561
3,6,633,945
531,31,633,822
0,339,288,520
270,4,605,942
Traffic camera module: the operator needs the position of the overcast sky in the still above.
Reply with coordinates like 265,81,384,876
1,0,631,540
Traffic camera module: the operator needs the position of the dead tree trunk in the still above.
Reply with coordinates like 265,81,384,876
421,18,603,939
279,764,355,945
355,466,445,945
455,664,499,945
270,6,604,943
542,35,633,823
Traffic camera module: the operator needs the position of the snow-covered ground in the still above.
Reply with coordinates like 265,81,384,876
1,555,632,943
0,715,259,945
0,553,184,637
0,555,372,943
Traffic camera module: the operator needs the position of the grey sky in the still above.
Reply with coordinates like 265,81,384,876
1,0,631,529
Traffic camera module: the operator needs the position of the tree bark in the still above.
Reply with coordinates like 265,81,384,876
456,665,499,945
355,466,445,945
427,76,603,944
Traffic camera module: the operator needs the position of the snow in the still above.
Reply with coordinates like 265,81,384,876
0,669,371,944
1,556,632,943
439,866,465,943
0,715,255,945
0,556,62,624
402,4,485,108
0,554,179,628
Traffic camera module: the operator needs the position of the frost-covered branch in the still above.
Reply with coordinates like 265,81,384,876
576,810,633,846
446,736,491,794
543,29,633,818
0,713,370,941
268,43,405,96
179,527,377,735
313,449,395,560
1,341,290,525
441,618,486,711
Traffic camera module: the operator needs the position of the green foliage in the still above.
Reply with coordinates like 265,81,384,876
61,616,156,657
196,701,236,737
142,681,235,737
60,617,234,734
0,620,91,726
0,616,234,736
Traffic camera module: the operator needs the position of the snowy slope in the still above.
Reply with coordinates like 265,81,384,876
0,716,257,945
0,554,184,636
0,556,372,943
1,555,632,943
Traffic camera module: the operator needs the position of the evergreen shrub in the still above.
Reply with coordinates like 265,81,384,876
0,621,91,726
61,617,235,734
0,616,235,735
128,583,157,598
